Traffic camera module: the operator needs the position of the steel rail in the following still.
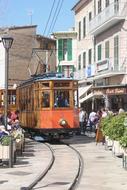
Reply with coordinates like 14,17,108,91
20,143,55,190
60,142,84,190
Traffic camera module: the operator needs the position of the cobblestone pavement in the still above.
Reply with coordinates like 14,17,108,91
0,135,127,190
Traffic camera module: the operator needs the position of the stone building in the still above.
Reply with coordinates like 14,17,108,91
0,25,56,88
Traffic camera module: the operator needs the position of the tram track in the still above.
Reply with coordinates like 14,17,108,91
21,140,84,190
20,143,55,190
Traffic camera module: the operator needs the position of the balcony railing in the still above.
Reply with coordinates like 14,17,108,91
95,57,127,75
89,2,127,35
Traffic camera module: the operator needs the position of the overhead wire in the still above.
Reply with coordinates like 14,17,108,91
43,0,56,36
46,0,64,36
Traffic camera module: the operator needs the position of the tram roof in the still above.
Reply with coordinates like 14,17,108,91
18,73,77,86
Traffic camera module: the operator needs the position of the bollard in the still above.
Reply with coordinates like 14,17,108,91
9,135,13,168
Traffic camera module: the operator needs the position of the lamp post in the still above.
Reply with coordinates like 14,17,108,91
1,36,13,130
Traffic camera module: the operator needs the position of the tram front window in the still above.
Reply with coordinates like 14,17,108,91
42,92,50,108
54,90,69,108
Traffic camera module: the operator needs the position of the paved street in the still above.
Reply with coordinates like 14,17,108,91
0,135,127,190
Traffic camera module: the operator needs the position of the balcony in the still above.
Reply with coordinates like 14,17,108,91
94,57,127,80
89,2,127,35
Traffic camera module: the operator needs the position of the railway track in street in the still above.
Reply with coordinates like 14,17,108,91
21,140,84,190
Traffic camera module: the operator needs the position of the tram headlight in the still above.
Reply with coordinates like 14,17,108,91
59,118,68,127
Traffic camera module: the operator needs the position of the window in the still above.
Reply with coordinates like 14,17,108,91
83,17,86,38
105,41,110,58
98,0,102,13
58,39,72,61
89,12,92,21
114,35,119,70
105,0,109,7
97,44,102,61
54,90,69,108
41,91,50,108
63,39,67,60
79,21,81,40
88,49,92,65
78,55,81,70
83,52,86,68
114,0,119,13
8,90,16,105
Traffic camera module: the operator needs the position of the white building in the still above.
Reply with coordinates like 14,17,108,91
73,0,127,112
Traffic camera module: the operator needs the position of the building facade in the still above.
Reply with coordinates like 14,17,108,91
0,25,56,88
73,0,127,113
52,29,77,77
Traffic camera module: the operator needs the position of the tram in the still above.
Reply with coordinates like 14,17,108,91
16,73,79,138
0,88,17,113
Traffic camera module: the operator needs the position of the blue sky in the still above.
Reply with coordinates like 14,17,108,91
0,0,78,35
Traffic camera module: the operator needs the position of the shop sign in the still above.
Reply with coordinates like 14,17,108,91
106,88,126,95
97,59,109,72
86,64,95,77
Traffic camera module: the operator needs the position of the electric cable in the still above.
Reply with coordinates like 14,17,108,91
46,0,64,36
43,0,56,36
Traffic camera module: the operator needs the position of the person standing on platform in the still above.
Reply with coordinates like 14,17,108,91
79,107,86,135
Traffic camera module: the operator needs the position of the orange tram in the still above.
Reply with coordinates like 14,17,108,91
0,89,17,113
16,73,79,139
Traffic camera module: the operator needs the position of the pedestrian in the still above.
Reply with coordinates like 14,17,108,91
79,107,86,135
88,110,96,132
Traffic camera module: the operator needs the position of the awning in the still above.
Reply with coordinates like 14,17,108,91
79,93,94,103
78,85,92,99
79,92,103,103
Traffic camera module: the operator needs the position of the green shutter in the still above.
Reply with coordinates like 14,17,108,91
58,39,63,61
98,45,102,61
72,65,75,72
67,39,72,61
58,65,62,73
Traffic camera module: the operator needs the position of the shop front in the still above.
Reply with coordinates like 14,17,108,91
93,85,127,112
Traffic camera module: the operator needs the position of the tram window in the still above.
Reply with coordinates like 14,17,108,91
54,90,69,108
41,83,49,88
42,92,50,108
74,90,78,108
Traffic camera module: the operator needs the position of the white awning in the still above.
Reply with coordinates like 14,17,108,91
79,93,94,103
78,85,92,99
79,92,103,103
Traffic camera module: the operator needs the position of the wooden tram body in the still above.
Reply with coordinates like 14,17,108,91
0,89,17,114
16,73,79,137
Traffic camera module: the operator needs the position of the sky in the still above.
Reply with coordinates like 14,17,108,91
0,0,78,36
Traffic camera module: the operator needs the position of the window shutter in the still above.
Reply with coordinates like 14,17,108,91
58,65,62,73
58,39,63,61
67,39,72,61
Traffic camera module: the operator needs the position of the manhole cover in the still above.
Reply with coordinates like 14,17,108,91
96,156,105,159
0,180,8,184
7,171,31,176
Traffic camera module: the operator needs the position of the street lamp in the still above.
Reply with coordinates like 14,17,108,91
2,36,13,130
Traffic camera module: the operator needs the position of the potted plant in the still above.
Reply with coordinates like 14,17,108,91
109,113,126,156
101,115,113,148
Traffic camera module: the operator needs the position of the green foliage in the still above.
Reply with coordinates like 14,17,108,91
119,128,127,148
0,135,11,146
101,113,127,141
101,115,113,136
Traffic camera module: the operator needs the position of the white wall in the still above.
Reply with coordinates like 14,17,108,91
0,43,5,88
